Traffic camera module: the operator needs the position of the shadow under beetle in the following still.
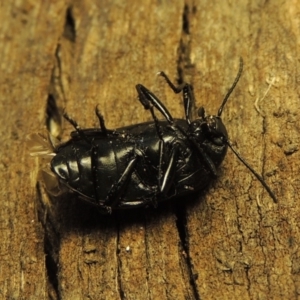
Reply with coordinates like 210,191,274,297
36,58,277,213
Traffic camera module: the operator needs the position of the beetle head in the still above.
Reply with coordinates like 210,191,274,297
188,109,229,172
189,107,228,146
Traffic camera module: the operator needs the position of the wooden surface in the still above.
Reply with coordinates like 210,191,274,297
1,0,300,299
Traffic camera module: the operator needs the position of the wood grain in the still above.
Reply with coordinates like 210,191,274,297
0,0,299,299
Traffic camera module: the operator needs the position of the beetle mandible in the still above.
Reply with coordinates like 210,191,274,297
37,58,277,212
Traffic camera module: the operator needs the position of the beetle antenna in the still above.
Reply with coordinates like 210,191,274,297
227,141,277,203
218,57,243,117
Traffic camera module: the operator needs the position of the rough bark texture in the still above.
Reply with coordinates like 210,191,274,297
1,0,300,299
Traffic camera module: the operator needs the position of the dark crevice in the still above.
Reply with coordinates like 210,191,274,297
177,3,196,118
45,236,60,300
41,4,80,296
182,4,190,34
177,3,195,82
46,94,62,138
63,6,76,42
174,4,201,300
47,43,65,140
116,221,125,299
36,183,61,299
54,43,66,102
143,215,152,299
175,204,201,300
54,44,62,80
42,6,76,297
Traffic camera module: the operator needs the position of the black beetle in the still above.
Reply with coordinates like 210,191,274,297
33,58,277,212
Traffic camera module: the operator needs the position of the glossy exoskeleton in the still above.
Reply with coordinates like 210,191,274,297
49,58,277,212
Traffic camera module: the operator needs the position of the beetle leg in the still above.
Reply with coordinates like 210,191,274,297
190,139,218,177
95,105,108,135
157,140,164,190
151,126,174,197
136,84,172,142
159,143,180,195
63,112,91,144
103,154,139,208
149,105,164,140
136,84,174,124
159,72,195,125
